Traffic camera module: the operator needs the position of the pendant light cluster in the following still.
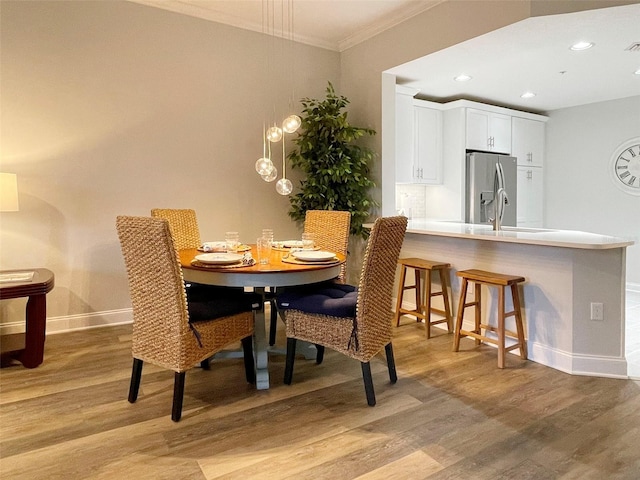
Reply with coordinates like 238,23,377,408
255,0,300,196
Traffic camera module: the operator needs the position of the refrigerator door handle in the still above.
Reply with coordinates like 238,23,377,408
495,162,510,223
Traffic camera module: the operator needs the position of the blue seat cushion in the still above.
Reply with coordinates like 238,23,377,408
187,286,261,323
277,282,357,318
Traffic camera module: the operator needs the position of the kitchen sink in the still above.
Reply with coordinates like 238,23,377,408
500,226,557,233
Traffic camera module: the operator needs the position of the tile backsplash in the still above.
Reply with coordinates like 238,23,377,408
395,184,426,219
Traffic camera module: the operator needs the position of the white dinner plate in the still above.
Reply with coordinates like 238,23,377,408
291,250,336,262
195,253,243,265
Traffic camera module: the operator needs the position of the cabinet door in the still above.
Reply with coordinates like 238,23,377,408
466,109,491,151
512,117,545,166
395,93,414,183
517,166,543,227
466,108,511,153
490,113,512,154
414,105,443,184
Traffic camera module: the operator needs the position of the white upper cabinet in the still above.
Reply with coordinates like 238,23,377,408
466,108,512,154
512,117,545,167
413,103,443,184
395,90,415,183
395,91,443,184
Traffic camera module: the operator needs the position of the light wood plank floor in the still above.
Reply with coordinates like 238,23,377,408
1,319,639,479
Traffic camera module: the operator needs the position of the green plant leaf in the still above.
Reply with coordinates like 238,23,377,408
286,81,379,239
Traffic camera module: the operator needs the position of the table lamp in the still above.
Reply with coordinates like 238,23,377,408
0,173,19,212
0,172,32,281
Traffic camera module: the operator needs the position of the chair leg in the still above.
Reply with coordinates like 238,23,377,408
361,362,376,406
171,372,186,422
315,344,325,364
200,358,210,370
394,265,408,327
424,269,432,338
269,298,278,346
414,268,422,323
241,335,256,384
284,337,297,385
440,268,454,333
453,278,469,351
128,358,143,403
385,343,398,384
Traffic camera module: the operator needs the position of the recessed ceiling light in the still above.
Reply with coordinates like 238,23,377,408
570,41,594,51
454,74,472,82
520,92,536,99
635,68,640,75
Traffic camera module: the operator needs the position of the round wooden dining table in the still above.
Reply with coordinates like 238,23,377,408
179,246,346,390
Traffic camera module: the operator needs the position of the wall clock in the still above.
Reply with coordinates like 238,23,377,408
610,137,640,195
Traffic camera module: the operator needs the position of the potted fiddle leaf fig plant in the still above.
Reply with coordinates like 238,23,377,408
287,82,378,239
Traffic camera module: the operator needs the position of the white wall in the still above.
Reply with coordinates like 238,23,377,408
545,96,640,284
0,1,339,329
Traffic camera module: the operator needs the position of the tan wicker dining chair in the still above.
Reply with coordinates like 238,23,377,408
277,216,407,406
151,208,201,250
116,215,257,422
304,210,351,282
268,209,351,346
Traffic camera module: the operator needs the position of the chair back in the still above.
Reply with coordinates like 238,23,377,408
304,210,351,281
354,216,407,359
116,215,192,371
151,208,201,250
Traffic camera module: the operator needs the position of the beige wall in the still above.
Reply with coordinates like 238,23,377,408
0,1,339,329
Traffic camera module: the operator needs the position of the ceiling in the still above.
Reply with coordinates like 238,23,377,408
130,0,443,52
388,3,640,113
130,1,640,113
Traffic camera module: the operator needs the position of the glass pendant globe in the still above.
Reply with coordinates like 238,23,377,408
261,166,277,182
255,157,274,176
266,126,283,143
276,178,293,195
282,115,301,134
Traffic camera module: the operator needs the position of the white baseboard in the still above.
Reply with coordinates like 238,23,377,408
528,340,628,379
0,308,133,336
394,296,632,379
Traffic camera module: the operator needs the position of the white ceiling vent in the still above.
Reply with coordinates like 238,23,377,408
624,42,640,52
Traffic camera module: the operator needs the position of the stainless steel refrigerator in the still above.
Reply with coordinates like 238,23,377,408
465,152,517,226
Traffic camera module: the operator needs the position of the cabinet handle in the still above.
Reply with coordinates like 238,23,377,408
527,170,532,179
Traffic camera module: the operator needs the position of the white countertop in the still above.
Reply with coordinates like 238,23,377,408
401,219,634,250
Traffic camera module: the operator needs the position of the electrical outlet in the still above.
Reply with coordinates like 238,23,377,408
590,302,604,321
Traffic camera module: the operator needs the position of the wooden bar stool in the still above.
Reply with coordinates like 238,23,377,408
453,269,527,368
393,257,453,338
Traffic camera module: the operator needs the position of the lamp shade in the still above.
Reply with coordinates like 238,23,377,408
0,173,19,212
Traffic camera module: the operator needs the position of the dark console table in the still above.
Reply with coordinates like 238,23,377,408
0,268,54,368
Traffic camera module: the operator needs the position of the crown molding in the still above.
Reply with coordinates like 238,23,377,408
128,0,444,52
337,0,444,52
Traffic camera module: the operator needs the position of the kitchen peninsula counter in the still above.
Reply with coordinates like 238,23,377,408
395,219,634,378
406,219,633,250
